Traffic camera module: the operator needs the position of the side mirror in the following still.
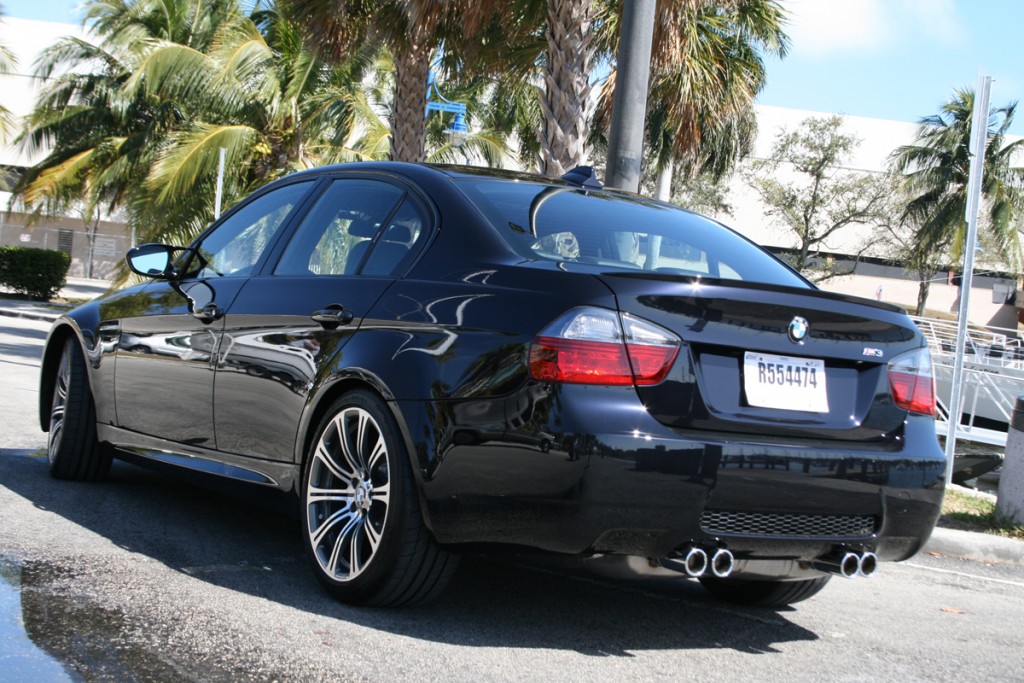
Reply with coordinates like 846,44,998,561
126,244,181,280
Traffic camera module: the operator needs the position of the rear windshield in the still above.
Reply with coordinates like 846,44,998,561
456,179,809,288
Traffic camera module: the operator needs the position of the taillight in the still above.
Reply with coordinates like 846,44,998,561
529,308,680,386
887,347,936,415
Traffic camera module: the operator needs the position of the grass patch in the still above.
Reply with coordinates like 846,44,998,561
940,489,1024,540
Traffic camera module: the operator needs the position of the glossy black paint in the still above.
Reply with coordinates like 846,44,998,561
40,162,945,576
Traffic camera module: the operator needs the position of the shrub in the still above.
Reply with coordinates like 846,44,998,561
0,246,71,300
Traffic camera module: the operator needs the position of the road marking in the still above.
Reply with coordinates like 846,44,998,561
905,562,1024,588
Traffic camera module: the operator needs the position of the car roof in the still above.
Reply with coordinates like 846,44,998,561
286,161,607,191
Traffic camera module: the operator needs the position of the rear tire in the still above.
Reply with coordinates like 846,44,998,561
699,575,831,607
300,390,457,606
47,337,111,481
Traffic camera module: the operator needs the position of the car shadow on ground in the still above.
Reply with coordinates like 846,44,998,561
0,320,47,362
1,448,819,657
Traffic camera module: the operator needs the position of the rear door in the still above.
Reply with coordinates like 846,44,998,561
213,176,431,461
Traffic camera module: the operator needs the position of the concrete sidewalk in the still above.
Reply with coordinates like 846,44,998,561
0,276,111,322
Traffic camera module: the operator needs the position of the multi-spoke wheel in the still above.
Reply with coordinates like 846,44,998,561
301,391,457,606
47,337,110,481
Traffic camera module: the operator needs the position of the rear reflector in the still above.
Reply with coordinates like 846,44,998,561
529,308,680,386
887,347,936,415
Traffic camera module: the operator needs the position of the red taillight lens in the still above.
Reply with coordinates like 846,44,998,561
888,347,936,415
529,308,680,386
530,337,635,385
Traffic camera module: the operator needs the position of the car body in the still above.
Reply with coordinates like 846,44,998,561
39,162,946,607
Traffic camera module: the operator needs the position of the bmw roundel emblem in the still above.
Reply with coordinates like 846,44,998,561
788,316,809,343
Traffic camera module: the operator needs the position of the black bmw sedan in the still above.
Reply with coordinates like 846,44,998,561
39,162,945,607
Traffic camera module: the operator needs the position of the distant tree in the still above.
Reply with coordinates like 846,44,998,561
748,115,891,281
873,188,949,316
889,87,1024,278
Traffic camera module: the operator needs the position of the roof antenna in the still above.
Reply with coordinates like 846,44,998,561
560,165,603,190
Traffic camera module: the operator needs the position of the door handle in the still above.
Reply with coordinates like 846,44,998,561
193,303,223,324
311,305,355,329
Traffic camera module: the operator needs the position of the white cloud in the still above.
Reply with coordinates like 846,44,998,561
785,0,963,57
785,0,891,56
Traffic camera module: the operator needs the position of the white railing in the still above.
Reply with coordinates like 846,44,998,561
911,315,1021,447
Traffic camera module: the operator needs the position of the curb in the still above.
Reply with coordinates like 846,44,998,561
923,526,1024,566
0,306,63,323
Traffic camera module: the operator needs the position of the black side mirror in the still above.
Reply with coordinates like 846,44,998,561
126,244,181,280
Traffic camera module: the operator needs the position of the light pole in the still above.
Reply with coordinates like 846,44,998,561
426,72,470,155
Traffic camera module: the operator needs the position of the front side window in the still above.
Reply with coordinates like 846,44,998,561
456,180,809,288
186,181,314,279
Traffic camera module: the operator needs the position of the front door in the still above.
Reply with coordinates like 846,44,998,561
114,179,316,447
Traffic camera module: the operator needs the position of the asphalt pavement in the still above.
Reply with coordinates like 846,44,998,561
2,278,1022,569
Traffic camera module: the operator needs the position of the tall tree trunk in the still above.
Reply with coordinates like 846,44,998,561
390,35,433,163
916,277,932,316
539,0,597,177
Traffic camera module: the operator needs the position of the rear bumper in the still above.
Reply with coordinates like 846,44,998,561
404,383,946,564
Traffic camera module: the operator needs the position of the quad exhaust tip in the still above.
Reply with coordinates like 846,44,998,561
710,548,734,578
682,547,708,577
661,546,733,579
812,550,878,579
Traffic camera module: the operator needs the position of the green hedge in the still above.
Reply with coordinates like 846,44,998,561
0,246,71,300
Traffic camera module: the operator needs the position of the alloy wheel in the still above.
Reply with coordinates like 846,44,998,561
48,349,70,463
306,407,392,582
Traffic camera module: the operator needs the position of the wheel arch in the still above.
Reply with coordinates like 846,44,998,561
38,320,86,432
295,370,436,530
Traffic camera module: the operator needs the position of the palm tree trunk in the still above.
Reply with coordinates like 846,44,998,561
390,36,432,163
916,276,932,316
655,159,674,201
539,0,597,177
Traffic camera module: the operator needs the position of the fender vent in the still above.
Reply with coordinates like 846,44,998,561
700,510,878,538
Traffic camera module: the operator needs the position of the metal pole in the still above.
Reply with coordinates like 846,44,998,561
605,0,656,193
214,147,227,219
943,73,993,484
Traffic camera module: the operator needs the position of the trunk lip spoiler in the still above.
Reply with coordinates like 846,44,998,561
598,271,908,315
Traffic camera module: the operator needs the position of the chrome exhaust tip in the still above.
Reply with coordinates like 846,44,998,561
710,548,734,578
811,551,861,579
858,552,878,578
682,547,709,577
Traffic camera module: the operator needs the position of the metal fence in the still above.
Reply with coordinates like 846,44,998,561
0,223,132,280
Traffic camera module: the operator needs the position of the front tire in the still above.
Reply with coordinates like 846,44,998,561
300,390,456,606
699,575,832,607
47,337,111,481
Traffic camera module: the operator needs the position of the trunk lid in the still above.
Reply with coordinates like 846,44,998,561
600,273,923,442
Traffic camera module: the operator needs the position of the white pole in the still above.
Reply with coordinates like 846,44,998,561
214,147,227,219
943,73,993,484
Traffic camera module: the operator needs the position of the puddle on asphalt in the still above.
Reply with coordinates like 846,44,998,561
0,555,73,681
0,554,206,682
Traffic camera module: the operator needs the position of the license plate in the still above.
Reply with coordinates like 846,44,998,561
743,352,829,413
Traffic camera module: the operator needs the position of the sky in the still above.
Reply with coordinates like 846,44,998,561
1,0,1021,136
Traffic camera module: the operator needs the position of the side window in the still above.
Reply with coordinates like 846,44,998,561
361,199,426,276
187,181,314,279
274,179,405,276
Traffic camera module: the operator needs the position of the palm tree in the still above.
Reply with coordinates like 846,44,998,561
890,87,1024,312
593,0,789,198
0,4,17,143
285,0,510,163
16,0,376,248
15,0,242,230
